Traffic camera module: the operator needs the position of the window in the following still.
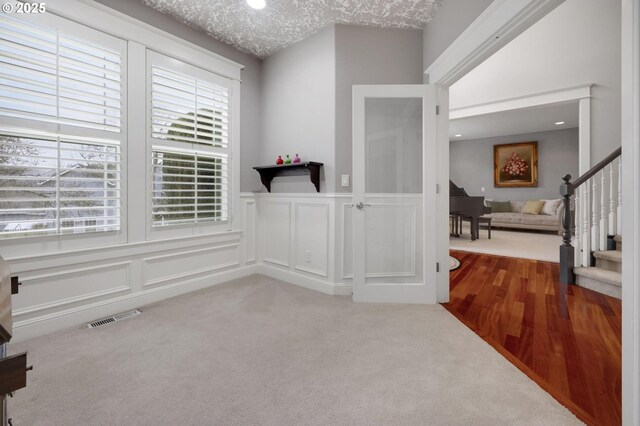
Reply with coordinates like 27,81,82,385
0,14,124,238
148,52,231,229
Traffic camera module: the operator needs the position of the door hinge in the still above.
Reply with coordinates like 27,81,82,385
436,183,440,194
436,262,440,273
436,105,440,115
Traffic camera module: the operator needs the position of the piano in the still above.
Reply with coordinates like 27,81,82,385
450,180,491,241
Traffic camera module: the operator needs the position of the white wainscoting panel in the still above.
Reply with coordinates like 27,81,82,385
243,199,257,264
261,201,291,268
13,261,132,319
294,203,330,277
143,243,240,287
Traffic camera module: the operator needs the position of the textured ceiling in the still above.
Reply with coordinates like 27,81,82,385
141,0,444,58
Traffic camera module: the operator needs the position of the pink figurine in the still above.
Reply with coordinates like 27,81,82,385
293,154,301,163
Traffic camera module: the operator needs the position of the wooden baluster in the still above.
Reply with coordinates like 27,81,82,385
599,170,607,249
591,177,599,253
582,182,591,266
609,163,617,235
574,188,582,266
617,158,622,235
559,174,574,284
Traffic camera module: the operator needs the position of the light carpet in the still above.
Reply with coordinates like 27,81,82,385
9,275,581,425
450,223,560,262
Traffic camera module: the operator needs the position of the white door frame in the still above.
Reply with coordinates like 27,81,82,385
449,84,592,174
352,84,440,304
621,0,639,423
428,0,640,422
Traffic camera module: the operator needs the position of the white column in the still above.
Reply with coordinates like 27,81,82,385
579,97,591,175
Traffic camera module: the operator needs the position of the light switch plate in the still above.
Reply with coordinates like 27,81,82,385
341,174,350,187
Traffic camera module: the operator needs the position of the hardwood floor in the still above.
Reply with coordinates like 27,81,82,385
446,250,621,426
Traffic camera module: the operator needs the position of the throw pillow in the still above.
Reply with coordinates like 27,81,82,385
522,200,545,215
541,199,562,216
488,200,511,213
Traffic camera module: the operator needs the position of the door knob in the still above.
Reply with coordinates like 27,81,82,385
355,202,364,210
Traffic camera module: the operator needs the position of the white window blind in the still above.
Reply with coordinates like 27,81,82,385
0,134,121,237
0,14,124,239
151,66,228,148
151,148,228,226
0,15,122,133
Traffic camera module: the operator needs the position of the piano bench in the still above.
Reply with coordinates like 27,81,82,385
478,217,492,239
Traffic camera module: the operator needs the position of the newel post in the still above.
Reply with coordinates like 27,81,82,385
559,174,575,284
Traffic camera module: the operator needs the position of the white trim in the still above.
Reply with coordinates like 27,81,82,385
49,0,243,81
622,0,640,423
425,0,565,86
449,85,592,175
449,84,592,119
578,97,592,174
12,265,259,342
258,264,352,296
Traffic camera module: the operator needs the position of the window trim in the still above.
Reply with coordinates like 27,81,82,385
145,50,237,241
0,0,242,258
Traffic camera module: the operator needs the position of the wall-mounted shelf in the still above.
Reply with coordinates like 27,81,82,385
253,162,323,192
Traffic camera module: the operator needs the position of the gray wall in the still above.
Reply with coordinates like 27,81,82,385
261,26,336,193
334,25,424,192
94,0,263,192
422,0,493,78
450,0,621,165
449,128,579,201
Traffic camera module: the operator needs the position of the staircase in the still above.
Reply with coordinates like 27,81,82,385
559,147,622,299
573,235,622,298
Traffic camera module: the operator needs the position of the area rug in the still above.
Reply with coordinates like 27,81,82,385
449,255,461,271
450,222,559,262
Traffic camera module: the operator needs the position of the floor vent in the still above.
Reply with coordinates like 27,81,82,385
87,310,141,329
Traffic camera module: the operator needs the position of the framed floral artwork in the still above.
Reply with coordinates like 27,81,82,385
493,141,538,187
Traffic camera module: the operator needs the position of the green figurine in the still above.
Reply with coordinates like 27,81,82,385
284,154,292,164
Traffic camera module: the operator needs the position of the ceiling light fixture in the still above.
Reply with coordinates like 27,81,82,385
555,121,565,125
247,0,266,9
454,134,462,137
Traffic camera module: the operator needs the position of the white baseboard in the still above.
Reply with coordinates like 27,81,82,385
11,264,259,343
257,264,352,296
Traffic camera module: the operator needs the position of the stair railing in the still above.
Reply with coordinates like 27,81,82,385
560,147,622,284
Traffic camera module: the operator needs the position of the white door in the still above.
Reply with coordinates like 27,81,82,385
352,85,441,304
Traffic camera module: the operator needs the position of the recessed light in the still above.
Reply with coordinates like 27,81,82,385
454,134,462,137
555,121,565,125
247,0,266,9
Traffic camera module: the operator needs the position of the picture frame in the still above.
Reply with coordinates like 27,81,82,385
493,141,538,187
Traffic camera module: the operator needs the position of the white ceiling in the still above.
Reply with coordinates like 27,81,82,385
449,102,579,141
141,0,444,58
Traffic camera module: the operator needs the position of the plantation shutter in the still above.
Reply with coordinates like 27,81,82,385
151,66,228,149
0,14,122,133
0,14,124,238
148,51,232,229
151,148,228,226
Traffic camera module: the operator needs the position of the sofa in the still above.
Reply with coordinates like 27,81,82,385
482,200,565,233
